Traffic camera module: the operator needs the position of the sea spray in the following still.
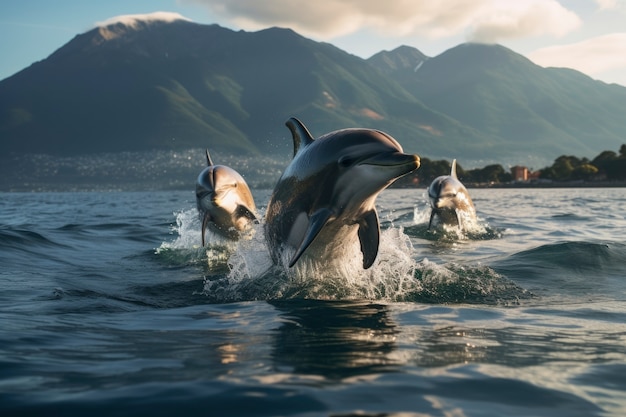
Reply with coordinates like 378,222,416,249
161,207,524,304
409,202,503,242
203,225,423,302
156,208,235,267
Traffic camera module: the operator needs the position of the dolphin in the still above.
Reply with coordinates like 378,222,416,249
265,117,420,269
427,159,476,230
196,150,257,245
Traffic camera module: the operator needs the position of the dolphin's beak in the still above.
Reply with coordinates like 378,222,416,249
362,152,420,171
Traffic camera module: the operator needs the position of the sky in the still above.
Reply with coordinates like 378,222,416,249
1,0,625,86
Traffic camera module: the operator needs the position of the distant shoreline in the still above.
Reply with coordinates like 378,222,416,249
466,180,626,189
397,180,626,190
3,181,625,193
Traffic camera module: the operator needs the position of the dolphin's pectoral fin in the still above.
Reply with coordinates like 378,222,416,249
358,210,380,269
428,211,434,230
454,210,462,230
289,208,333,268
236,205,257,222
201,211,212,246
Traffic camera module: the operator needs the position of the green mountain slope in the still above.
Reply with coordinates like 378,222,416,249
376,43,626,158
1,18,625,165
0,19,476,158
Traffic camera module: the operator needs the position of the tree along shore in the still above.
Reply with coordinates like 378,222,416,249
394,144,626,188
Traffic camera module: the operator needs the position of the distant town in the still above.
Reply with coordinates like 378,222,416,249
1,145,625,192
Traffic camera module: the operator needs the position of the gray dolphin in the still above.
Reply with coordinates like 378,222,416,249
265,117,420,269
196,150,257,245
427,159,476,230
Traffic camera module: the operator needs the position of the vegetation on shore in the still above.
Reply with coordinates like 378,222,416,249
395,145,626,187
2,145,624,192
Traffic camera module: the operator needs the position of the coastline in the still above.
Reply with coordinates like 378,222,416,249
466,180,626,189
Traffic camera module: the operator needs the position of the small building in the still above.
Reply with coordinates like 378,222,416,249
511,165,528,182
511,165,542,182
528,170,541,181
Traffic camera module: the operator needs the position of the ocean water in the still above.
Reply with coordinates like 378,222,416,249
1,187,625,416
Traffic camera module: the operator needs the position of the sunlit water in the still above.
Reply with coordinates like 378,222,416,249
1,188,625,416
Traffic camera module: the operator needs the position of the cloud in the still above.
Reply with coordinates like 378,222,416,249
180,0,581,42
595,0,618,10
528,33,626,76
467,1,581,43
96,12,190,28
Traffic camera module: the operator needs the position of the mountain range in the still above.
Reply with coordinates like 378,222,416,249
1,14,626,167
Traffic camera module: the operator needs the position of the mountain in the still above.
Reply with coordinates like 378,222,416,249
1,14,626,167
368,45,430,86
0,15,475,159
373,43,626,159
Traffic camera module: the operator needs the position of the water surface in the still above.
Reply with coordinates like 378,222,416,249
1,188,625,416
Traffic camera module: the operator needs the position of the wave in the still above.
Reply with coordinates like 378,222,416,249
0,227,66,248
493,241,626,299
0,226,78,270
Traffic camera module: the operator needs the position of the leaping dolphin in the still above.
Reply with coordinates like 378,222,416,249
265,117,420,269
427,159,476,230
196,150,257,245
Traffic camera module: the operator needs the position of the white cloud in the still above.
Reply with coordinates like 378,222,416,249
467,1,581,43
595,0,618,10
528,33,626,76
180,0,581,42
95,12,191,28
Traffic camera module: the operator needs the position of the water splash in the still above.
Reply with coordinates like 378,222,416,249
155,208,235,267
158,207,525,305
413,204,431,225
202,225,423,302
408,204,503,242
199,222,527,304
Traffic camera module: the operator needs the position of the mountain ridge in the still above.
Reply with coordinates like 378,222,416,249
1,16,625,168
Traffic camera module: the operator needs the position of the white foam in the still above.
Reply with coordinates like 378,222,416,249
413,197,500,241
205,223,423,302
225,222,274,282
160,205,515,303
156,208,238,268
156,208,203,252
413,204,431,225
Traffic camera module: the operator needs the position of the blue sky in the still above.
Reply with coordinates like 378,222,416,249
1,0,625,86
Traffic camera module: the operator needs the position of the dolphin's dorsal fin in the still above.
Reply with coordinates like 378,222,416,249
358,209,380,269
450,159,458,179
285,117,315,157
205,149,214,167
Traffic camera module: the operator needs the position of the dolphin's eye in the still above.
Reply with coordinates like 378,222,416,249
338,155,357,168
